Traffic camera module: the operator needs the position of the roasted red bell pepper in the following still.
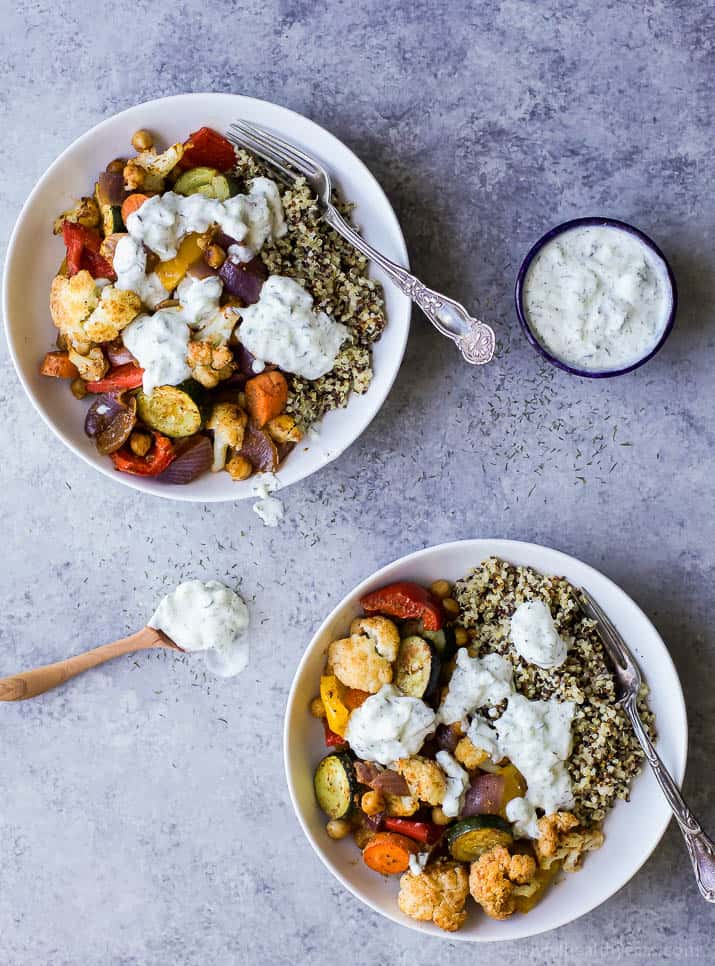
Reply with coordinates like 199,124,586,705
179,127,236,172
360,581,444,631
86,363,144,393
382,817,442,845
111,432,175,476
62,221,116,280
323,720,348,748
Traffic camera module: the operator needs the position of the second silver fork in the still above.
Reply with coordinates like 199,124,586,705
227,120,496,366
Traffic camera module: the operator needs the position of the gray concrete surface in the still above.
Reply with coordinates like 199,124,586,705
0,1,713,963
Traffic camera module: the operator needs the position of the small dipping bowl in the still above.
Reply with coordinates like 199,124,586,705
515,217,678,378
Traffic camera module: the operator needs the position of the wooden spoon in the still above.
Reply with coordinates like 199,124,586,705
0,627,180,701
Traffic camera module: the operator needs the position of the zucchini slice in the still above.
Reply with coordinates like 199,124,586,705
101,204,125,236
136,386,202,438
314,752,357,820
174,167,235,200
394,635,441,700
401,620,456,660
445,815,514,861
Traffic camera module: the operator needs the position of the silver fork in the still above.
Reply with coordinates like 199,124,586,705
227,120,496,366
578,587,715,902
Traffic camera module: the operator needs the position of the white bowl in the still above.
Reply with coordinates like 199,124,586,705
2,93,410,502
284,539,688,941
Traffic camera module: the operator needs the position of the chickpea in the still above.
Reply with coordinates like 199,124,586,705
226,454,253,481
129,431,152,458
131,129,154,152
310,696,326,719
454,626,468,647
326,818,351,840
430,579,451,599
205,244,226,269
431,806,451,826
70,378,87,400
361,790,385,816
442,597,460,619
106,158,126,174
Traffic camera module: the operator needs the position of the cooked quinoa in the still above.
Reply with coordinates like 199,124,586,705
453,557,655,826
233,149,386,428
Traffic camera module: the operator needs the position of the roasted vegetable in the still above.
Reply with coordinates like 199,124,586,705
157,435,213,484
445,815,514,862
245,370,288,427
319,675,350,737
206,402,248,472
155,233,203,291
53,196,100,234
39,351,79,379
362,831,418,875
136,385,203,438
84,392,138,455
361,583,444,632
68,346,108,382
121,193,152,224
179,127,236,172
174,166,235,199
394,636,440,700
219,255,267,303
382,817,442,845
314,752,357,821
461,773,506,817
238,421,279,473
86,363,144,393
400,619,455,658
110,431,175,476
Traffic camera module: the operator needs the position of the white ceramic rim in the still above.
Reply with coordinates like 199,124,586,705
283,538,688,941
2,92,411,502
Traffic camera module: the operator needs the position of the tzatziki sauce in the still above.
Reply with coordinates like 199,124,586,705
510,600,568,669
522,224,673,371
344,684,437,765
149,579,249,677
238,275,349,380
121,307,192,395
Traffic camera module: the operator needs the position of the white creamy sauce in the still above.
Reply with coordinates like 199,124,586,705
510,600,568,669
408,852,430,876
437,650,514,726
176,275,224,327
522,225,672,371
125,179,286,263
468,691,576,828
505,797,540,839
113,235,169,309
435,750,469,817
251,474,284,527
121,307,191,395
344,684,437,766
238,275,348,380
149,579,249,677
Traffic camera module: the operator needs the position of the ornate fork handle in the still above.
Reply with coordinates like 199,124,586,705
323,206,495,365
623,695,715,902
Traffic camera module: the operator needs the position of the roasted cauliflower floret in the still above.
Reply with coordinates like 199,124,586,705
349,616,400,661
469,845,538,920
535,812,604,871
50,270,99,353
53,196,100,234
123,143,184,191
206,403,248,472
194,305,240,346
266,414,303,444
67,346,108,382
327,622,398,694
398,859,469,933
454,736,490,771
384,793,419,817
83,286,142,343
187,341,236,389
395,756,447,806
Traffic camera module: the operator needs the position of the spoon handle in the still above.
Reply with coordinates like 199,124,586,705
0,627,174,701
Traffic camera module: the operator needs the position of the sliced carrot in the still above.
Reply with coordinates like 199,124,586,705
362,832,417,875
39,351,79,379
344,688,370,711
121,193,152,223
244,370,288,427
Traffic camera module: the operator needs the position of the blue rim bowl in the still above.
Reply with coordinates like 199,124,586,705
514,216,678,378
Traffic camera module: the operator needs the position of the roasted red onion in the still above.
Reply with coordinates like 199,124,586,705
434,724,461,754
97,171,126,206
84,392,137,455
363,812,384,832
239,423,278,473
371,770,410,797
187,256,219,280
219,256,267,305
158,435,213,484
105,340,137,367
461,773,505,817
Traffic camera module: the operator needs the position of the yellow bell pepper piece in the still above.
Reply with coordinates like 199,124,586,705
154,232,204,291
320,674,350,737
